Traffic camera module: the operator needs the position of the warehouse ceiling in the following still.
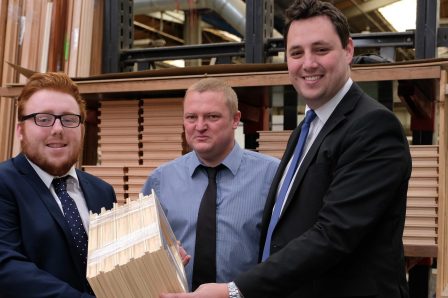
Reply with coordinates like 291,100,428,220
132,0,448,64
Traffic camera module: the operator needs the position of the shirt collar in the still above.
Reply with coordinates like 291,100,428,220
25,157,79,189
188,142,243,177
307,78,353,123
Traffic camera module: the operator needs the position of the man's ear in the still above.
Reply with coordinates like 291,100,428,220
233,111,241,129
16,122,24,141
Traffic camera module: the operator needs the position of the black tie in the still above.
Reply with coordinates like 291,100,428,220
53,176,88,265
192,166,220,290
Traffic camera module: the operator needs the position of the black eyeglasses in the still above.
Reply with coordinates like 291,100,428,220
20,113,83,128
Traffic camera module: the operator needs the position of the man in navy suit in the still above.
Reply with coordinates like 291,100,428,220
0,72,116,297
161,0,411,297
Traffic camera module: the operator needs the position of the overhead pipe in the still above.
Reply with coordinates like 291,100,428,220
133,0,246,37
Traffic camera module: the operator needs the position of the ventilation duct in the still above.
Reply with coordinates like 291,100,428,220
133,0,246,37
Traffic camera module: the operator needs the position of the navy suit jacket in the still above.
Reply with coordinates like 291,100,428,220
235,83,412,298
0,154,116,298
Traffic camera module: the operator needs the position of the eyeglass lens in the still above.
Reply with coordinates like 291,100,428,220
34,113,81,128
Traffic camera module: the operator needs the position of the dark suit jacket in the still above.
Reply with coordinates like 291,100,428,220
235,83,411,298
0,154,116,298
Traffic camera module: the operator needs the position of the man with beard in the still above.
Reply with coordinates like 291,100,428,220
0,72,116,297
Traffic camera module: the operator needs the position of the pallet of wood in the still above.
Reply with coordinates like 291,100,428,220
98,100,141,166
127,166,155,201
256,130,292,159
141,98,184,165
404,145,440,257
87,192,187,297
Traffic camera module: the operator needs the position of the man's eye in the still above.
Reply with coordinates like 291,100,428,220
62,117,77,123
207,115,219,120
316,48,329,54
289,51,303,58
37,117,52,123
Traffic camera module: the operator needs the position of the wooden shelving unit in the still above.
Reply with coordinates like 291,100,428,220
0,59,447,297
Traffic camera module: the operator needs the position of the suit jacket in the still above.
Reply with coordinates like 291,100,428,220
235,83,411,298
0,154,116,298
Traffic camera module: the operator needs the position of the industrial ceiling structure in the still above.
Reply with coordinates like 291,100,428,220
105,0,448,71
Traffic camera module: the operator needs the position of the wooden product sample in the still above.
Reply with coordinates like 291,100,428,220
87,193,187,297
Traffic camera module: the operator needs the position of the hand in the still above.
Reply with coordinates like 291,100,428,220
177,241,191,266
160,283,228,298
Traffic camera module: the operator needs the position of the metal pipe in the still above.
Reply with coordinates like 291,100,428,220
133,0,246,37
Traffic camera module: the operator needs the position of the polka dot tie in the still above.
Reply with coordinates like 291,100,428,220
53,176,88,265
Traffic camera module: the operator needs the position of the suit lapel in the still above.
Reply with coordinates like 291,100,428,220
14,154,70,233
77,169,108,214
280,84,363,215
14,154,87,278
262,128,302,219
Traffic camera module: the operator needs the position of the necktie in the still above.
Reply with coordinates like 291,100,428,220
192,166,220,290
262,110,316,261
53,176,88,265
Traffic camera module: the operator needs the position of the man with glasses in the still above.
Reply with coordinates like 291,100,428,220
0,72,116,297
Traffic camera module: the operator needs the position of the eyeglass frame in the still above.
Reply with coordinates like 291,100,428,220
20,113,84,128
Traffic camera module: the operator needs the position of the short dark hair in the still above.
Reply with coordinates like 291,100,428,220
284,0,351,49
17,72,85,120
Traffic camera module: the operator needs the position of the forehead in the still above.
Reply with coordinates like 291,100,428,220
287,15,339,46
184,90,227,111
24,89,80,113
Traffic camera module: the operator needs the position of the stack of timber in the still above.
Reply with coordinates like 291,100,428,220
257,130,292,159
404,145,439,256
87,97,186,201
0,0,102,162
127,166,153,201
141,98,185,166
98,100,141,166
87,193,188,297
0,0,100,81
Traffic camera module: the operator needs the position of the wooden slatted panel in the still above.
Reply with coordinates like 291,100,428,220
436,69,447,298
98,100,141,166
127,166,154,201
257,130,292,159
404,145,439,256
141,98,184,166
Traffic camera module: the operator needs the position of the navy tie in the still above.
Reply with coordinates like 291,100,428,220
53,176,88,265
262,110,316,261
192,166,220,290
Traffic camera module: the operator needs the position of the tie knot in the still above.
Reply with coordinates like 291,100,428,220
304,109,316,125
204,165,220,180
53,176,69,190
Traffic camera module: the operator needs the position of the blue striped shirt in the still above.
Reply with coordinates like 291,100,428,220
142,143,279,290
